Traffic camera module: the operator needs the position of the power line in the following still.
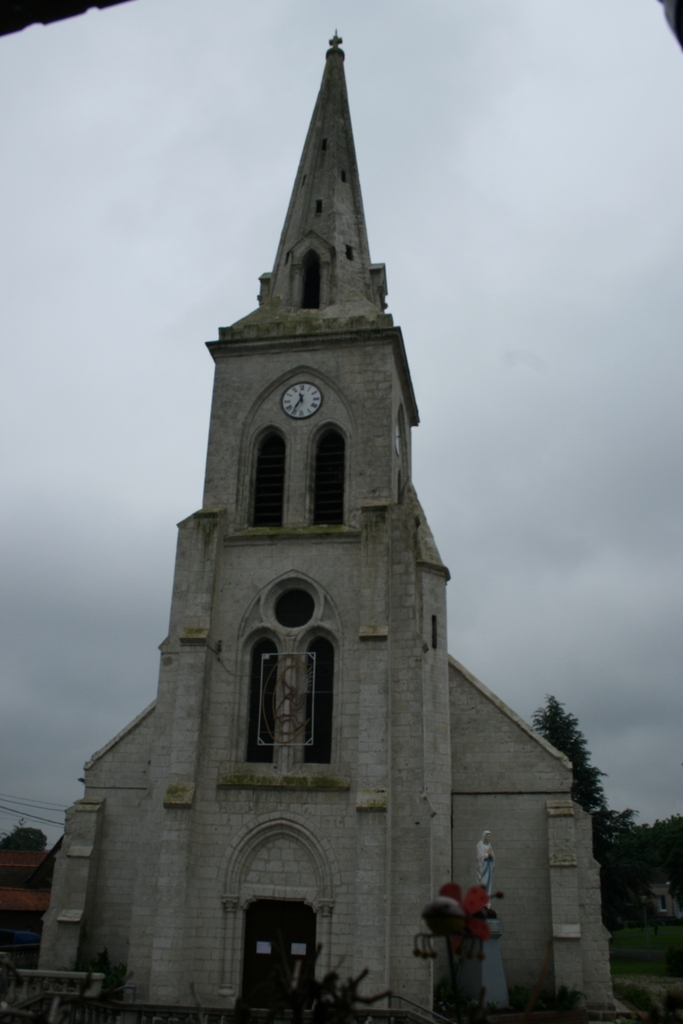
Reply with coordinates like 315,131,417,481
0,804,64,828
0,792,67,811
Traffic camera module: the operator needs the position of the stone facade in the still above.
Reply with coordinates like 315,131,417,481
450,660,613,1013
40,37,613,1017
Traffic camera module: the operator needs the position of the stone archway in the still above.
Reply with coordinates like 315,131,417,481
219,816,336,1000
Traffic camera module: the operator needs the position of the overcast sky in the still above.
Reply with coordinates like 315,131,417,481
1,0,682,846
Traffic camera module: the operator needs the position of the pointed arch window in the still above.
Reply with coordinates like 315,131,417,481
301,250,321,309
246,639,278,762
253,434,285,526
304,638,334,764
313,430,345,524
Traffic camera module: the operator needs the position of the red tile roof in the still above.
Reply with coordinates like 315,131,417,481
0,887,50,912
0,852,47,868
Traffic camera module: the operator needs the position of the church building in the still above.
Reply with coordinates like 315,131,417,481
40,37,614,1016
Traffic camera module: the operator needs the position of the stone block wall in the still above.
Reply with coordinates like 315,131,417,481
449,658,613,1008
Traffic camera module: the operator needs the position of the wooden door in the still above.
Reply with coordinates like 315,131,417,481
241,899,317,1007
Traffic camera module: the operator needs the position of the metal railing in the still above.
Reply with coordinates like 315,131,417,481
386,994,455,1024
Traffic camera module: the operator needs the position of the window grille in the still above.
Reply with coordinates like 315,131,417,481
253,434,285,526
304,638,334,764
313,431,345,524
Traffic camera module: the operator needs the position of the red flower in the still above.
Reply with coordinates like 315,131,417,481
439,883,490,948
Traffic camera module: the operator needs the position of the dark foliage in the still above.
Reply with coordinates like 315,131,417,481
666,947,683,978
532,696,649,930
507,986,531,1012
657,815,683,905
0,825,47,851
532,696,606,812
613,983,654,1012
555,985,583,1011
593,807,653,930
86,948,126,992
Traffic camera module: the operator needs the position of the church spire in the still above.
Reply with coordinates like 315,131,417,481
257,35,388,319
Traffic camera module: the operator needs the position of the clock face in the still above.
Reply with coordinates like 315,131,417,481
282,382,322,419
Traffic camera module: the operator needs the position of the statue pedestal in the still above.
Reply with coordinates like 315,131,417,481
457,918,509,1009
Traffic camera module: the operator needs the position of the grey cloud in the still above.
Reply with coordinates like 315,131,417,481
1,1,681,841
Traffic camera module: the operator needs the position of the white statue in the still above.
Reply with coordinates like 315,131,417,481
476,829,495,897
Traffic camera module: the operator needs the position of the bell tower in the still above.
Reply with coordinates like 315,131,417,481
41,35,453,1008
144,33,451,1004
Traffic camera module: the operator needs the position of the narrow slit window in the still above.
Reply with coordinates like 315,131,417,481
304,638,334,763
431,615,437,649
341,169,347,182
315,199,323,214
246,640,278,762
345,245,353,260
301,174,306,187
253,434,285,526
313,430,345,524
321,138,327,151
301,249,321,309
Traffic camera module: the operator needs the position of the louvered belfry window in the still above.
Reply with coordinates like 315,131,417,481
313,431,345,524
301,250,321,309
253,434,285,526
304,638,334,764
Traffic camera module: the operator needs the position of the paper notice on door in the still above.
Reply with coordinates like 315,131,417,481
256,941,272,954
291,942,307,956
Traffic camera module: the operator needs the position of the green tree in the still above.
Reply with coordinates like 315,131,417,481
532,695,606,812
531,695,650,930
0,821,48,851
651,815,683,904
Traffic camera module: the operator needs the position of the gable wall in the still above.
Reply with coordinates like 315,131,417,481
450,661,570,795
450,659,569,991
42,706,156,969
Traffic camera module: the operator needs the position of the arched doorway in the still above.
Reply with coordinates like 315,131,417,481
241,899,316,1006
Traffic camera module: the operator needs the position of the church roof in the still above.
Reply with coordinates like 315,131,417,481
0,852,47,888
269,34,375,303
84,699,156,769
0,886,50,912
228,35,392,334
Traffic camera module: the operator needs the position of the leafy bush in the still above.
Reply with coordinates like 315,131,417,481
86,948,126,992
434,978,459,1016
508,985,531,1012
665,946,683,977
614,983,654,1012
555,986,583,1011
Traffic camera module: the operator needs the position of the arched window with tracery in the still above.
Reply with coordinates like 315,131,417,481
313,430,345,524
301,250,321,309
304,638,334,764
246,639,278,762
253,434,285,526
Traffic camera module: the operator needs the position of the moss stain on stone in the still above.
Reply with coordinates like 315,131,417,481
217,770,349,791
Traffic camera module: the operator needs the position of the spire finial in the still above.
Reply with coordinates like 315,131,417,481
326,31,344,59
